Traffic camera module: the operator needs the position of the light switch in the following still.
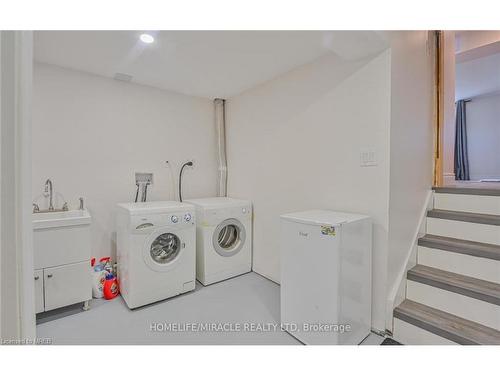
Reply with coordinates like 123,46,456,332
360,149,377,167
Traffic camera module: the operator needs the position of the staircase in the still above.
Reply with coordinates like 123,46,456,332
392,186,500,345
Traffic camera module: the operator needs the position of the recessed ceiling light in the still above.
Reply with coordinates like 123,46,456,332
140,33,155,44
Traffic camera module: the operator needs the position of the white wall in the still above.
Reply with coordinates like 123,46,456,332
226,51,392,331
466,94,500,180
385,31,434,328
32,63,217,260
455,46,500,180
456,52,500,101
1,31,36,341
0,30,20,341
456,31,500,54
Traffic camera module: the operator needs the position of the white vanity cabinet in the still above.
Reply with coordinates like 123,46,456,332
33,210,92,313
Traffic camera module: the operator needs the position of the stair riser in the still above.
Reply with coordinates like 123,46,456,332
407,281,500,330
434,193,500,215
426,218,500,245
418,246,500,284
393,318,457,345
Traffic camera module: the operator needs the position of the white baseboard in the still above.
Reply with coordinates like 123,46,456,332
385,190,433,333
418,245,500,284
434,193,500,215
407,280,500,330
427,218,500,245
393,318,456,345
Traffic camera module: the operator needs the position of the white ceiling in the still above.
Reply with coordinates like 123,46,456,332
34,31,389,99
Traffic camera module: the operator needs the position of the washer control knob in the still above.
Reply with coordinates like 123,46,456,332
184,213,192,222
171,215,179,223
242,208,247,214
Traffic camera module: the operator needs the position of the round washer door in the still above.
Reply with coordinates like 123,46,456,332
143,230,184,271
212,218,246,257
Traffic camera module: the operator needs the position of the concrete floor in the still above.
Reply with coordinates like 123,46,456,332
36,272,384,345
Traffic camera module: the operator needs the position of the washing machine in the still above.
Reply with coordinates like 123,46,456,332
116,201,196,309
184,197,252,285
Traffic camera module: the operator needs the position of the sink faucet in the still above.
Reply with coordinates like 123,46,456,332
45,179,54,211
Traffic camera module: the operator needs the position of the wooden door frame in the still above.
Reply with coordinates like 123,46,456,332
433,30,445,187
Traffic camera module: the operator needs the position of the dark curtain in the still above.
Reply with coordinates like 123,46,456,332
454,100,470,180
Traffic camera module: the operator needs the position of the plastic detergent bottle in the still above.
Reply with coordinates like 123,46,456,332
103,273,119,300
91,257,110,298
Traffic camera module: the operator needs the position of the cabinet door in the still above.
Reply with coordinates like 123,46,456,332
44,261,91,311
34,269,44,313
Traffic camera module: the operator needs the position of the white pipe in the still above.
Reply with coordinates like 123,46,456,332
214,99,227,197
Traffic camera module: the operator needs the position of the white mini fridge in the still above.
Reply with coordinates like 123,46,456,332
280,210,372,345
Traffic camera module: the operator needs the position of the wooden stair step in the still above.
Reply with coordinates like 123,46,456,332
418,234,500,261
394,299,500,345
433,186,500,197
407,265,500,305
427,209,500,226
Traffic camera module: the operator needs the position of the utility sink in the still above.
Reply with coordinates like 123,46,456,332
33,209,92,271
33,209,91,230
32,209,92,313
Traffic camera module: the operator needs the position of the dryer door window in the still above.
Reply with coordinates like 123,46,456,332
150,233,181,264
212,218,246,257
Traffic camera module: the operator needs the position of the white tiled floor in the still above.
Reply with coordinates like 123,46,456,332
36,272,384,345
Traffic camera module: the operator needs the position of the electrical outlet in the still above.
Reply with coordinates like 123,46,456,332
135,172,153,185
360,149,377,167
